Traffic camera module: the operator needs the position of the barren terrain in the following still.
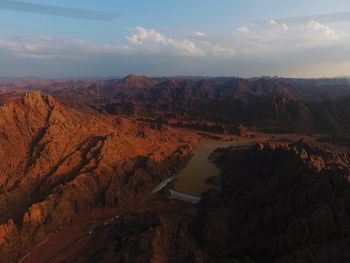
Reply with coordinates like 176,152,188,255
0,75,349,262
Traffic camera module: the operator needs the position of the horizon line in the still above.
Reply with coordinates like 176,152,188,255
0,74,349,81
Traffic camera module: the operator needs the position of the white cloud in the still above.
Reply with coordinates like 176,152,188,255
127,27,167,45
0,26,237,60
126,27,233,57
269,19,277,25
229,20,346,57
0,35,129,59
281,23,289,30
0,27,206,59
304,20,341,40
126,26,204,56
0,22,349,78
194,31,205,37
124,21,346,60
237,26,249,33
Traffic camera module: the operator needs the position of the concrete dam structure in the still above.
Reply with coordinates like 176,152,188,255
169,190,201,204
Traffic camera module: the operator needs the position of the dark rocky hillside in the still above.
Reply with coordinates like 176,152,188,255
2,76,350,141
64,141,350,263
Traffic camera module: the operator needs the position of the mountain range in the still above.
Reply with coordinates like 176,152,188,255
0,75,350,262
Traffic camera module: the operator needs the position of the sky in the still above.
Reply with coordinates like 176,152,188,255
1,0,350,78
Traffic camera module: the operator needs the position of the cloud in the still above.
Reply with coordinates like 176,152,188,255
237,26,250,33
259,11,350,25
0,26,230,58
0,22,346,61
228,20,345,57
0,0,118,20
126,27,233,57
0,35,129,59
0,22,349,77
126,26,204,56
194,31,205,37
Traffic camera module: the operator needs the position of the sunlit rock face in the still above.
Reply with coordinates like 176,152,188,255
0,91,196,262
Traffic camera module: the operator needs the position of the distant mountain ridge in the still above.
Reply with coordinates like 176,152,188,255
1,75,350,141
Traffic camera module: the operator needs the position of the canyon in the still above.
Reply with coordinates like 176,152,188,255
0,75,349,262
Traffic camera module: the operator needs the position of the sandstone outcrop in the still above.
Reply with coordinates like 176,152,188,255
0,92,196,262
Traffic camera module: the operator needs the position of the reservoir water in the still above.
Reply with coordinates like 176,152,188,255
174,140,234,196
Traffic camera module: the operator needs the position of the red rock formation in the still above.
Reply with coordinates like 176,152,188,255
0,91,196,262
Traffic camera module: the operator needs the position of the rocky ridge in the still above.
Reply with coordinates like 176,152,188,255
0,91,196,262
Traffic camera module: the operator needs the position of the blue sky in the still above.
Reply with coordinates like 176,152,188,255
0,0,350,77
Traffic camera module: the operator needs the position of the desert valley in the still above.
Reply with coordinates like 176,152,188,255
0,75,349,262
